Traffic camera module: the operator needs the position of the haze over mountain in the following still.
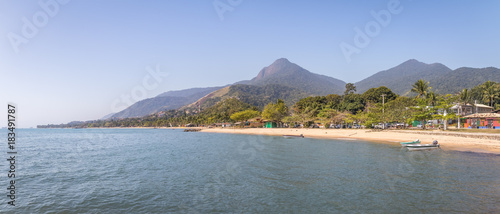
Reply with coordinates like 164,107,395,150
110,58,500,119
111,86,224,118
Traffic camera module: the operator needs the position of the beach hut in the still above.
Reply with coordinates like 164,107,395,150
464,113,500,129
264,121,277,128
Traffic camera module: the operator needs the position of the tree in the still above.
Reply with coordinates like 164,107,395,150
362,86,397,104
230,110,260,122
294,106,318,126
344,83,356,96
385,96,416,128
317,108,339,127
411,79,430,98
293,96,326,116
482,81,499,107
458,88,471,104
426,91,438,106
410,98,434,129
261,99,289,122
432,95,456,130
333,111,352,127
282,115,301,127
340,93,365,114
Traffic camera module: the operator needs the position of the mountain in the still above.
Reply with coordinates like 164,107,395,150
431,67,500,94
110,86,224,118
355,59,500,95
355,59,452,95
156,86,225,98
110,58,500,119
181,84,311,113
181,58,346,113
247,58,346,95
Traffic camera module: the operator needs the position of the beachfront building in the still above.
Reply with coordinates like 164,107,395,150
264,121,277,128
211,123,232,128
450,103,494,128
451,103,494,116
463,113,500,129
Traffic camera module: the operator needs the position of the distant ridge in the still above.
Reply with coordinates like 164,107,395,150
110,86,224,118
431,67,500,94
109,58,500,119
355,59,500,95
355,59,452,95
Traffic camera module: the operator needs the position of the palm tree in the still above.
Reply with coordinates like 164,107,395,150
459,88,471,104
456,88,471,119
426,91,438,106
411,79,430,98
482,81,499,107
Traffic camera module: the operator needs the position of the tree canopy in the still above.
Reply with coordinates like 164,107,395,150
261,99,289,122
230,109,260,122
362,86,397,104
411,79,430,98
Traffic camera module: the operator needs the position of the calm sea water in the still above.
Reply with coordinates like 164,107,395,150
2,128,499,213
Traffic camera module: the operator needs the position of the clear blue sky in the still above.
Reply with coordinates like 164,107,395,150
1,0,499,128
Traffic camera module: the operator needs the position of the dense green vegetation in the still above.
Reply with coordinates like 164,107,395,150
39,80,500,129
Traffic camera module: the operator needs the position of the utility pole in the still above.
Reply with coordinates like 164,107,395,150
443,109,448,130
475,100,478,114
381,94,386,129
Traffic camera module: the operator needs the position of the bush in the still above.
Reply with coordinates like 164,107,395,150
364,121,373,129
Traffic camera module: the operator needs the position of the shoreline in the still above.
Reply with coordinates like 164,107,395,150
201,128,500,155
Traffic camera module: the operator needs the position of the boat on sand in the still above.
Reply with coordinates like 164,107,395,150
404,140,440,150
400,139,421,147
405,143,440,150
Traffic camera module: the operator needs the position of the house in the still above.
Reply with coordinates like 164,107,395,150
475,104,494,113
451,103,493,116
463,113,500,129
211,123,232,128
450,104,474,116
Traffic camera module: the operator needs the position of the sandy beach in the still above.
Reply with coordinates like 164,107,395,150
201,128,500,154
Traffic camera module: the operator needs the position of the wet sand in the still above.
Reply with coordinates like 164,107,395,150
201,128,500,154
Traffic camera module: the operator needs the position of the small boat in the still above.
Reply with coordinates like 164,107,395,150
405,140,440,150
283,134,304,139
405,144,440,150
400,139,421,147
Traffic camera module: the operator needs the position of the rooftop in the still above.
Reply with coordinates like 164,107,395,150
464,113,500,118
